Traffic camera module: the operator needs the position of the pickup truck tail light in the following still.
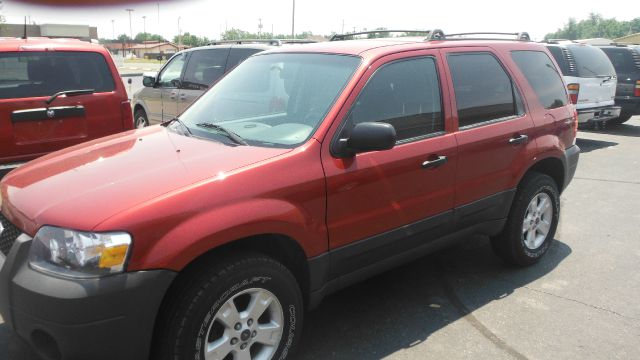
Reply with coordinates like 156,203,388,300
634,80,640,97
121,100,134,130
567,83,580,104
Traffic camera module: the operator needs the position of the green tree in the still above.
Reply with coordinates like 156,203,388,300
546,13,640,40
117,33,131,42
173,32,210,47
135,32,165,42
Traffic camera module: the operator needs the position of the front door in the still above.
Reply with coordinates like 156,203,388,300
178,48,230,115
322,52,457,276
155,53,186,124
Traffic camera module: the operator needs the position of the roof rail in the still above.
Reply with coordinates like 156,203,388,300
442,32,531,41
329,29,531,42
330,30,432,41
208,39,284,46
542,39,577,44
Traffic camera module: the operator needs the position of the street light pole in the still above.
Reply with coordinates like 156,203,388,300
125,8,134,57
142,15,146,53
178,16,182,51
111,19,115,40
291,0,295,39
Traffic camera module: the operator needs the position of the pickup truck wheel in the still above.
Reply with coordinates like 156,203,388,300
608,114,632,126
491,172,559,266
154,254,303,360
134,109,149,128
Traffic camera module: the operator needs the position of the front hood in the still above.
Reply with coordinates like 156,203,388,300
1,126,291,235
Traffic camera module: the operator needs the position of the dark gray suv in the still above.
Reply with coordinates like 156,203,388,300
131,43,274,128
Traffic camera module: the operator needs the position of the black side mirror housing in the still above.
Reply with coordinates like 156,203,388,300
142,72,157,87
337,122,396,158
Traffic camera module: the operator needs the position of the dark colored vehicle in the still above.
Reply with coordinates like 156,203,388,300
131,42,276,128
597,44,640,124
0,30,579,360
0,38,134,175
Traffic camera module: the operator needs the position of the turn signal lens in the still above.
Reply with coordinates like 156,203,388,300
567,83,580,104
634,80,640,97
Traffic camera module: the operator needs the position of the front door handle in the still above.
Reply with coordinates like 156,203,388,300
509,134,529,145
421,156,447,169
170,91,178,100
180,93,187,100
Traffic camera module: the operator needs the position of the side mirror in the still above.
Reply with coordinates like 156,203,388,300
142,72,158,87
171,79,182,88
336,122,396,158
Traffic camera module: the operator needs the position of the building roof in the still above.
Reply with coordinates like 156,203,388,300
615,33,640,44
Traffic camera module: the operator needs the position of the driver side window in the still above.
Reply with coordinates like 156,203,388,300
158,53,186,88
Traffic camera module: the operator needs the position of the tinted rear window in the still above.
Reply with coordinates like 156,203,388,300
546,45,572,75
0,51,115,99
600,47,639,73
512,51,567,110
566,45,616,78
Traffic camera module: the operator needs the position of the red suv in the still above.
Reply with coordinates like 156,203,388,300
0,30,579,360
0,38,133,175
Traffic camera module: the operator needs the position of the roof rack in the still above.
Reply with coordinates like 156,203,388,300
330,30,432,41
329,29,530,42
209,39,284,46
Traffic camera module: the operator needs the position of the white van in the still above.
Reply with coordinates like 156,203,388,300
545,41,620,127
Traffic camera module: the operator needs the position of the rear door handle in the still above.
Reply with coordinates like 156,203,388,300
421,156,447,169
509,134,529,145
170,91,178,100
180,94,187,100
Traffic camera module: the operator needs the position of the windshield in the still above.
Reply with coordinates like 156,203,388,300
179,53,361,148
567,45,616,78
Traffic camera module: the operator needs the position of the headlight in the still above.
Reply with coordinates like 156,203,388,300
29,226,132,278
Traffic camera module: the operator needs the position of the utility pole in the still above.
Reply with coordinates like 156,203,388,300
178,16,182,50
258,18,263,38
142,15,146,54
157,2,160,25
111,19,115,39
342,19,345,34
291,0,295,39
125,8,134,57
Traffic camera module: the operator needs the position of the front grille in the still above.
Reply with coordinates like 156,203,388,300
0,213,22,256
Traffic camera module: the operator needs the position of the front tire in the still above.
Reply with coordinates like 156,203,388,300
134,109,149,129
154,254,303,360
491,172,560,266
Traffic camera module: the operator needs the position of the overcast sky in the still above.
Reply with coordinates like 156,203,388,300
2,0,639,41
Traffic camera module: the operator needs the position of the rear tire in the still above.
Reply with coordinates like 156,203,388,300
491,172,560,266
134,109,149,129
153,254,303,360
608,114,632,126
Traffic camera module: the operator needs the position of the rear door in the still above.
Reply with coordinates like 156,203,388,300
178,48,230,115
442,49,537,226
0,51,122,164
566,44,617,109
600,47,640,98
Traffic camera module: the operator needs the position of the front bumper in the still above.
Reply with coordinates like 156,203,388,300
0,234,176,360
577,105,621,124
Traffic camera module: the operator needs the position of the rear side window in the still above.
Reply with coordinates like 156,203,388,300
0,51,115,99
226,48,264,70
511,51,567,109
345,57,443,141
182,49,229,90
546,45,575,76
566,45,616,78
600,47,640,73
448,53,520,128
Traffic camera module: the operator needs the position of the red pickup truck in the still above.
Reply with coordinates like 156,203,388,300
0,37,133,175
0,31,579,360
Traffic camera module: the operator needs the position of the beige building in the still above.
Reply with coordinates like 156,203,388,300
615,33,640,44
0,23,98,41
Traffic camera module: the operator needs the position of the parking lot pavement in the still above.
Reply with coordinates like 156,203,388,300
2,117,640,360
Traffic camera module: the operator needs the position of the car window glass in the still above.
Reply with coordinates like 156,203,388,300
343,57,443,142
0,51,115,100
158,53,186,88
601,48,637,73
546,46,572,76
226,48,264,70
448,53,518,128
182,49,229,91
511,51,567,110
567,45,616,78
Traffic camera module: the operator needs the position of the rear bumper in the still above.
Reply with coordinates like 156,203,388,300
562,145,580,191
0,234,176,360
577,105,621,124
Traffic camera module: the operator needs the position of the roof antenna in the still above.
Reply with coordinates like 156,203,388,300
22,16,28,40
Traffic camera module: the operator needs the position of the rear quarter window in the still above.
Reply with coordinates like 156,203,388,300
511,51,568,110
0,51,115,99
601,47,640,73
566,45,616,78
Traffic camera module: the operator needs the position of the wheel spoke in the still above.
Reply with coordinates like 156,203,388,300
537,219,551,235
234,349,252,360
522,221,530,234
244,290,274,321
205,338,233,360
537,196,549,213
216,301,241,330
254,322,282,347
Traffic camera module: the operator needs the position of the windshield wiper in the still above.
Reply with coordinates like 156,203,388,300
195,122,247,145
46,89,94,104
162,118,193,136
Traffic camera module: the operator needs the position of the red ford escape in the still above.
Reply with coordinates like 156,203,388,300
0,37,133,175
0,30,579,360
